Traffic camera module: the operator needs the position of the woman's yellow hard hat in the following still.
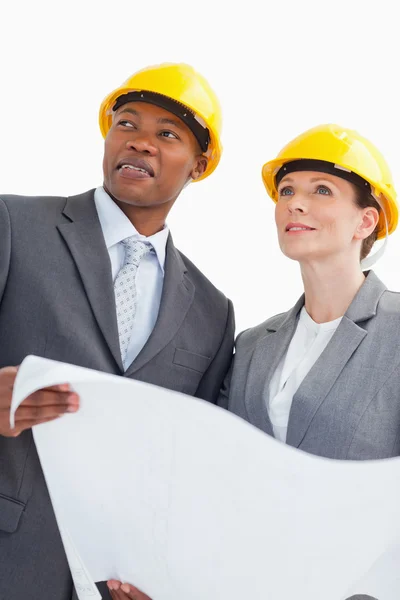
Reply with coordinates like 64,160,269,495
262,124,398,239
99,62,222,181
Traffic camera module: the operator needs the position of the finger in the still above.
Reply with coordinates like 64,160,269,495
107,580,121,592
22,389,79,408
0,366,19,386
120,584,152,599
15,401,79,422
108,582,151,600
108,581,123,600
108,581,133,600
38,383,73,392
8,416,62,436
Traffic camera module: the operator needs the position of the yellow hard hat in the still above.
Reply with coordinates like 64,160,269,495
99,62,222,181
262,124,398,239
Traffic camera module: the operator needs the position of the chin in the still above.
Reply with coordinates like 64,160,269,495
282,251,305,262
116,194,152,206
106,183,150,206
280,238,324,260
280,245,315,263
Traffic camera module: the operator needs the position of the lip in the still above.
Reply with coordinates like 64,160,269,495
116,157,155,178
285,222,316,233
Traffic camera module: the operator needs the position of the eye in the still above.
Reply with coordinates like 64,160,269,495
118,119,135,128
159,130,179,139
279,186,294,197
316,185,331,195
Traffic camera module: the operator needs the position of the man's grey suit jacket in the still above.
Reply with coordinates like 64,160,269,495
0,190,234,599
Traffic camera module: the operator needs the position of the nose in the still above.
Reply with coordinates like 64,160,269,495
286,193,308,214
125,134,158,156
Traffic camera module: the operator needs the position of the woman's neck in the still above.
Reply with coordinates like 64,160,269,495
300,257,366,323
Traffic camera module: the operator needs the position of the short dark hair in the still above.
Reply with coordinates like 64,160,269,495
352,185,381,261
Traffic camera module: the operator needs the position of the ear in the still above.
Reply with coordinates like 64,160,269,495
190,156,208,181
354,207,380,240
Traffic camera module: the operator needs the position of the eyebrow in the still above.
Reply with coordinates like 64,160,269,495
157,117,184,130
115,108,184,130
279,176,335,185
310,176,334,183
117,107,140,118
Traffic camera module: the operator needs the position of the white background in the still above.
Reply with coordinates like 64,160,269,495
1,0,399,333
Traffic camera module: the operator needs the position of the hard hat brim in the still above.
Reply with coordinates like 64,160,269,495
262,157,398,240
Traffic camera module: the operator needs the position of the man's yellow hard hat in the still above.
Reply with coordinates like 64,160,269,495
99,63,222,181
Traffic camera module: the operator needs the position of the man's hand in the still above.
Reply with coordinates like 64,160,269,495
107,580,152,600
0,366,79,437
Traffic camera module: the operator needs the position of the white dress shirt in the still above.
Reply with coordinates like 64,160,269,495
268,307,342,442
94,186,169,366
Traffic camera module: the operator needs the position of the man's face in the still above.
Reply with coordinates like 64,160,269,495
102,101,207,208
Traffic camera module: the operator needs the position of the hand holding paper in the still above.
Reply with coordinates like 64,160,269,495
1,365,79,435
108,581,152,600
11,355,400,600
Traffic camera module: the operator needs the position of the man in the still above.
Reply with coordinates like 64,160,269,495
0,63,234,599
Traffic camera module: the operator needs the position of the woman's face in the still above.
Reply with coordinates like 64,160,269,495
275,170,372,265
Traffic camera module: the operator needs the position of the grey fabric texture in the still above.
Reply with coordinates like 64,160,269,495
0,190,234,599
220,270,400,460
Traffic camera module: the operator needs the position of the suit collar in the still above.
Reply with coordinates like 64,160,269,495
245,270,386,446
285,316,368,448
284,270,386,448
61,188,98,221
265,270,386,334
265,295,304,333
59,189,123,370
345,270,386,322
244,318,298,437
59,191,193,375
93,186,169,274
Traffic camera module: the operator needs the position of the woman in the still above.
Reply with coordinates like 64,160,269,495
219,123,400,460
104,124,398,599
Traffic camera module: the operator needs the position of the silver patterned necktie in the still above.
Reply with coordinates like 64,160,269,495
114,236,154,368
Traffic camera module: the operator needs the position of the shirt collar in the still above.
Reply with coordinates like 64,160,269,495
300,306,342,332
94,186,169,273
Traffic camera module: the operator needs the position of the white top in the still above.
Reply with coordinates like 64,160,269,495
94,186,169,367
267,307,342,443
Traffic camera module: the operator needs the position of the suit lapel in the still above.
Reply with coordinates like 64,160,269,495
244,298,304,436
58,196,194,376
57,190,123,371
286,317,367,448
286,271,387,448
125,236,195,376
